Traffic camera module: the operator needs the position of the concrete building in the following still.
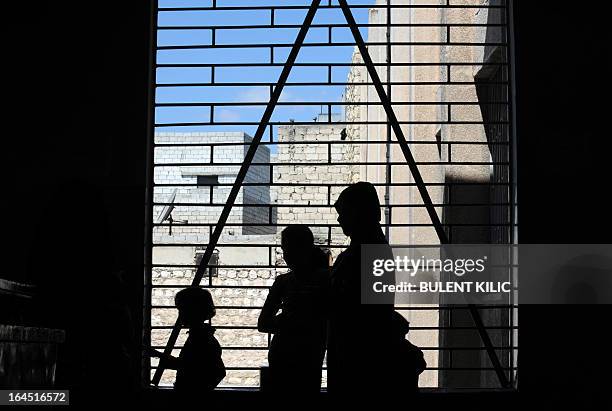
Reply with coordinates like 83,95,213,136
153,132,275,244
274,120,360,250
344,0,511,388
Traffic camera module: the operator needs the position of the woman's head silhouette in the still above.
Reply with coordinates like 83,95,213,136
334,182,382,237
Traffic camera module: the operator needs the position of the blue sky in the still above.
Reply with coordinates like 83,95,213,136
155,0,374,142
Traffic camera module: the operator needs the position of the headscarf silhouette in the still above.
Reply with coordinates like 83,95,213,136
334,181,381,222
334,182,383,238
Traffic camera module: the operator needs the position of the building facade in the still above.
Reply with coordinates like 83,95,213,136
343,0,512,388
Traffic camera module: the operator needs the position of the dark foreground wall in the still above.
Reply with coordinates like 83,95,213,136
1,0,610,401
1,0,153,393
513,1,612,395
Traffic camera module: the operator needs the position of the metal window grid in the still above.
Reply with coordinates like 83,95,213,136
144,0,518,390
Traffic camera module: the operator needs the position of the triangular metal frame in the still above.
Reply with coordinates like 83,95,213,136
152,0,509,388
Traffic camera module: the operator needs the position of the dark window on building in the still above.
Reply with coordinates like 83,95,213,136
197,175,219,187
194,249,219,277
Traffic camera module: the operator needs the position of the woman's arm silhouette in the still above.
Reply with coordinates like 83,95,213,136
258,277,285,334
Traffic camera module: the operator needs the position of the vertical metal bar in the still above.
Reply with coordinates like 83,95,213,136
507,0,519,388
151,0,322,386
337,0,510,389
142,0,159,388
385,0,392,241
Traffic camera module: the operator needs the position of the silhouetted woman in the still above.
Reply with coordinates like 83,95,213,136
258,225,330,394
327,182,396,395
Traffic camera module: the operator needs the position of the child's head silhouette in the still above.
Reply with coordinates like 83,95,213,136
392,311,411,338
175,287,216,327
281,225,315,271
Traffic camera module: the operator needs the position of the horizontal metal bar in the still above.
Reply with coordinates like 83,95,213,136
156,120,510,127
156,62,507,68
152,203,512,208
159,4,506,12
203,272,508,281
154,224,515,231
153,224,515,232
158,23,506,31
157,41,507,50
150,285,273,290
150,264,515,270
153,244,348,248
153,182,511,187
156,81,509,87
156,101,509,107
153,140,510,147
154,161,509,167
150,345,516,351
151,306,518,318
149,368,518,374
147,303,517,311
149,367,518,373
153,223,513,229
150,325,517,331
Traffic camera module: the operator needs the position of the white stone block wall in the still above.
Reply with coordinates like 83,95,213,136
153,132,274,245
275,123,360,251
150,263,279,387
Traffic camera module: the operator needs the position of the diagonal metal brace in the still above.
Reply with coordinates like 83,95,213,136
337,0,510,388
151,0,323,386
152,0,510,389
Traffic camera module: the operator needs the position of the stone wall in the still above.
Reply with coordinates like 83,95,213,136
151,263,276,387
275,123,360,250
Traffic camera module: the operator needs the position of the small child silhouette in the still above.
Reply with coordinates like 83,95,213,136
390,311,427,393
150,287,226,393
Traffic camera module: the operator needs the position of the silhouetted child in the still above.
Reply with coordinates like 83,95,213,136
390,311,427,393
150,287,225,393
258,225,330,393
